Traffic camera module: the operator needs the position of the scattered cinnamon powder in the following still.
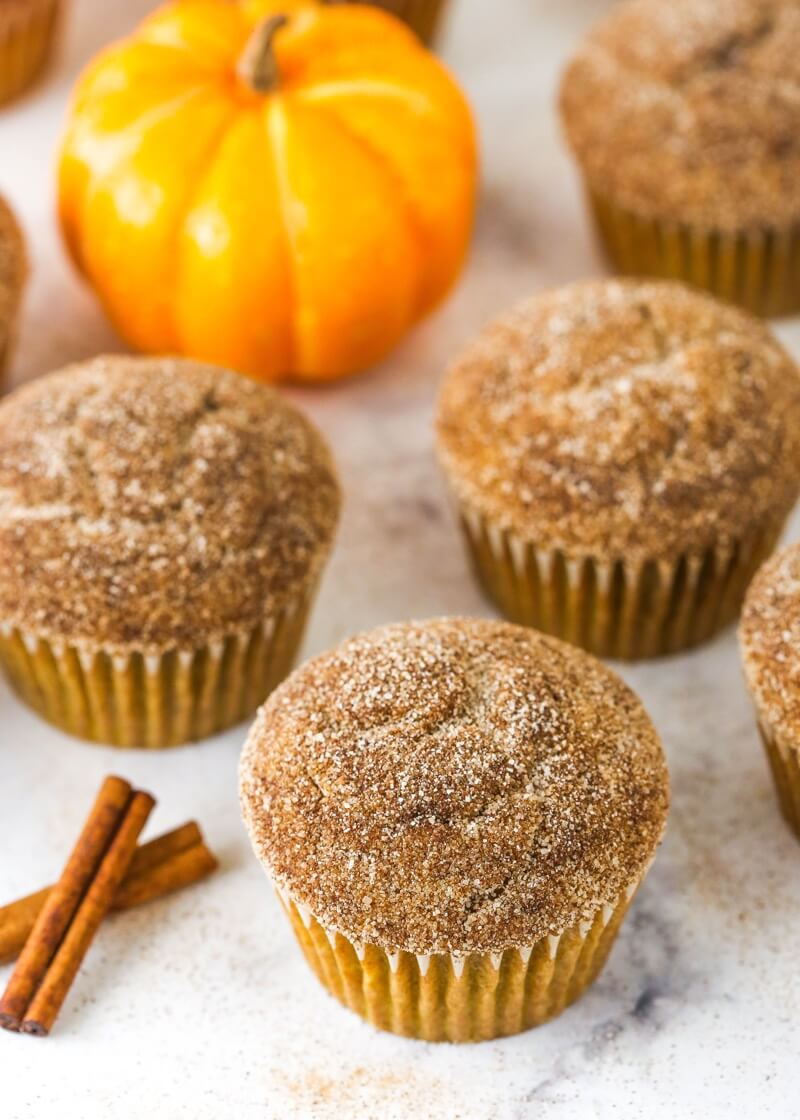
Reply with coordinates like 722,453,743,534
0,356,340,651
436,279,800,561
560,0,800,229
240,618,669,955
740,542,800,746
278,1064,450,1116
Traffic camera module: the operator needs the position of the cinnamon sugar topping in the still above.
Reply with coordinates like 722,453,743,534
436,279,800,561
741,543,800,747
561,0,800,230
0,356,340,650
239,618,668,955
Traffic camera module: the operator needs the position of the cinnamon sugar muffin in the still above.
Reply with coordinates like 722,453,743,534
740,542,800,840
561,0,800,316
0,355,340,747
240,618,669,1042
0,194,26,385
436,279,800,659
0,0,61,106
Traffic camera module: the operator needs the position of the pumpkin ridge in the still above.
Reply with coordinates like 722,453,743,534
299,78,434,115
65,86,214,275
91,93,238,352
76,84,213,152
296,78,475,164
300,97,428,321
172,110,247,355
269,2,417,54
70,43,221,116
264,99,300,375
138,5,252,70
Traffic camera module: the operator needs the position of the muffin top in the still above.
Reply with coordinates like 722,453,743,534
240,618,668,955
0,195,26,343
436,279,800,561
560,0,800,230
0,356,340,651
740,542,800,746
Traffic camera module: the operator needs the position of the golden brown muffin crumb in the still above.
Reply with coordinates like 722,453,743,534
436,279,800,561
240,618,668,955
560,0,800,230
741,543,800,745
0,356,340,650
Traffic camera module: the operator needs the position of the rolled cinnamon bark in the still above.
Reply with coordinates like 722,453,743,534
21,790,155,1036
0,775,133,1030
111,839,217,910
0,822,217,964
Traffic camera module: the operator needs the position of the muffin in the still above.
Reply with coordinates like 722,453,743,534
0,194,26,385
560,0,800,317
0,356,340,747
240,618,669,1042
436,279,800,660
740,543,800,840
343,0,446,43
0,0,61,106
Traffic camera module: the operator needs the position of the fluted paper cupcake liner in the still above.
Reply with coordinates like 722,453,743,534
334,0,446,43
588,189,800,319
0,592,314,748
0,0,60,107
273,877,641,1042
756,719,800,841
457,504,783,660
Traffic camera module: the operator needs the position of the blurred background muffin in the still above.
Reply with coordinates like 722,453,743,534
0,355,340,747
0,0,61,106
561,0,800,317
0,194,25,387
437,279,800,659
740,543,800,841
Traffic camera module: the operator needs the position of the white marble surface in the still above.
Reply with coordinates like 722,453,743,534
2,1,799,1117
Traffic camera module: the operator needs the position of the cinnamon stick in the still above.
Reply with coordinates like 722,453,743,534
112,838,217,910
0,822,217,965
21,789,155,1036
118,821,202,884
112,823,215,908
0,775,133,1031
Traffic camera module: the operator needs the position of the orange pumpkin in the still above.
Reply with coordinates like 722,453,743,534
58,0,477,382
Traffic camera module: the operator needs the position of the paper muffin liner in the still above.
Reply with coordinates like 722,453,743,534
0,591,315,748
588,189,800,318
336,0,446,43
456,502,784,660
754,718,800,841
0,0,61,107
273,875,642,1042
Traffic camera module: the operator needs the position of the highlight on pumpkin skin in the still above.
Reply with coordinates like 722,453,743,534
58,0,478,383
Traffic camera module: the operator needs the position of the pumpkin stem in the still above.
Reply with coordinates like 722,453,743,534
237,14,289,94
